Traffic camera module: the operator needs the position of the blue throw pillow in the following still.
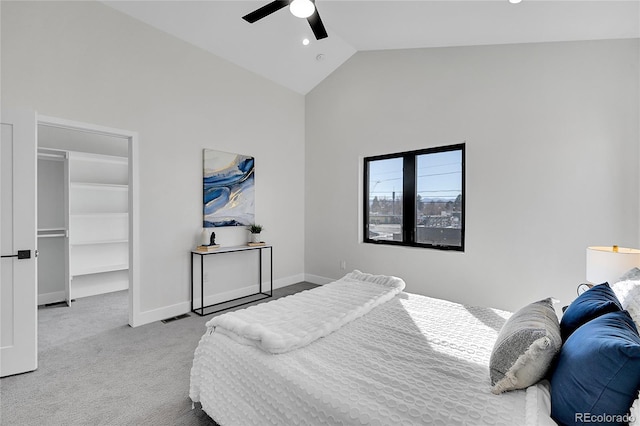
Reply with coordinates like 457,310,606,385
550,310,640,426
560,282,622,341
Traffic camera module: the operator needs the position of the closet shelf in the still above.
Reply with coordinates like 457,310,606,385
38,147,130,303
70,212,128,219
70,239,128,246
69,151,128,165
61,150,130,299
70,182,128,190
70,263,128,277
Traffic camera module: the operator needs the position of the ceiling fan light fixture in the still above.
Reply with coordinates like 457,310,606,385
290,0,315,18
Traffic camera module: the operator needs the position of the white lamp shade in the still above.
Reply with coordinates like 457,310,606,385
290,0,315,18
586,246,640,284
200,229,211,245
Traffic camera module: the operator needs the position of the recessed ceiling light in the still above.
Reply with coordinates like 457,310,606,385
302,38,310,46
509,0,522,3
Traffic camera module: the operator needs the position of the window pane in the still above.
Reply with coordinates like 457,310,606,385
367,157,403,241
416,150,462,247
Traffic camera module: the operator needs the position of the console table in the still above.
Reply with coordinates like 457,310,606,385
190,244,273,316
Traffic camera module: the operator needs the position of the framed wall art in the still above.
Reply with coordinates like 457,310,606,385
203,149,255,227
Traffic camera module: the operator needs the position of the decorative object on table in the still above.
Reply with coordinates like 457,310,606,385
248,242,266,247
247,223,264,244
196,229,219,252
196,244,220,252
203,149,255,228
586,245,640,284
199,228,217,245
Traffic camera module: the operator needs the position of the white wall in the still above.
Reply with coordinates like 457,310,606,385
305,39,640,312
1,1,305,325
4,2,638,321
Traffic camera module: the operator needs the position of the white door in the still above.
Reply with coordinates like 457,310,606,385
1,108,38,377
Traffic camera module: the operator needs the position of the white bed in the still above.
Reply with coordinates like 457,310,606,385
190,271,555,425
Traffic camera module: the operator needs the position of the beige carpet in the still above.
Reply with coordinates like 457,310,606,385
0,283,317,426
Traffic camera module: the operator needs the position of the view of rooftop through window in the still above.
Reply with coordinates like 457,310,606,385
365,145,464,249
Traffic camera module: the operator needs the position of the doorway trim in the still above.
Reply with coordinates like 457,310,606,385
37,114,141,327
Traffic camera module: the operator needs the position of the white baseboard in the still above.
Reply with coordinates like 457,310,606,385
38,291,66,306
274,273,305,289
132,272,308,327
134,300,191,327
304,273,333,285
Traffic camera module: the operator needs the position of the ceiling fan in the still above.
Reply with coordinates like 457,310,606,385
242,0,328,40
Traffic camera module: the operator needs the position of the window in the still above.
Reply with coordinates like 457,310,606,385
363,143,465,251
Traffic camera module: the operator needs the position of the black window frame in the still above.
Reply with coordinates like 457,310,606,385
363,143,465,251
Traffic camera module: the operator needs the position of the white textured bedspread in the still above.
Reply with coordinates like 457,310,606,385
191,284,549,425
206,270,405,354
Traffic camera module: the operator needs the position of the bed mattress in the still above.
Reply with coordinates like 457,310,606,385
190,289,548,425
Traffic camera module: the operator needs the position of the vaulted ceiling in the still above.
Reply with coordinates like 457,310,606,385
103,1,640,94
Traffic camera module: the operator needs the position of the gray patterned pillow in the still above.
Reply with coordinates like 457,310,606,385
490,298,561,394
618,267,640,282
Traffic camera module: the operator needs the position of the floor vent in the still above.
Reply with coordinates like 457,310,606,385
161,313,190,324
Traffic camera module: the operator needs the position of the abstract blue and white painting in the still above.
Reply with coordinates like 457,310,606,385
203,149,255,227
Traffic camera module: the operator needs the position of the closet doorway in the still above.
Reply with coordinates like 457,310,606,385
36,116,139,327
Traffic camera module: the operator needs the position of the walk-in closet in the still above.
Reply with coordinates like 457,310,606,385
37,124,130,306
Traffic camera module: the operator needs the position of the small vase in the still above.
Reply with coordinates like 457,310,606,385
250,233,261,243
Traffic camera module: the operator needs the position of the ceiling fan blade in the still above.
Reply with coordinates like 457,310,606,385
242,0,290,23
307,8,328,40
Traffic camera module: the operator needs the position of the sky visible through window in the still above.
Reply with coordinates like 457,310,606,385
368,150,462,202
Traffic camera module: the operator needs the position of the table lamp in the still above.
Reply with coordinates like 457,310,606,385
586,245,640,285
